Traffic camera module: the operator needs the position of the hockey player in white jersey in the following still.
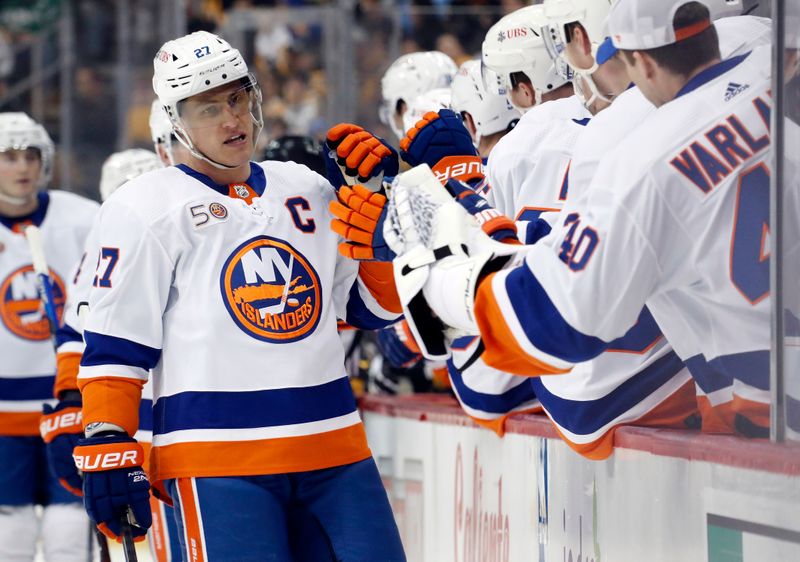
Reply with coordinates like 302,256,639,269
45,147,183,561
149,98,191,167
71,31,405,561
0,112,97,561
480,4,587,236
379,50,457,141
388,0,774,439
450,60,521,159
539,0,772,435
448,0,772,454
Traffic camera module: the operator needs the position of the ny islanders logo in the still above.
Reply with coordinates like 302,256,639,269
220,236,322,343
0,265,65,341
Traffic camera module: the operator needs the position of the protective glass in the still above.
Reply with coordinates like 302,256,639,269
542,24,573,80
480,60,510,96
178,74,263,131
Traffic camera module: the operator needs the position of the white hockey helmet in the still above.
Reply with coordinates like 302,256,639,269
148,99,176,165
542,0,614,108
99,149,162,202
451,60,520,144
480,5,569,110
401,87,453,136
379,51,457,139
152,31,263,169
0,112,54,187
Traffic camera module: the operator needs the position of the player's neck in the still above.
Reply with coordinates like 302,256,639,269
659,57,722,107
186,157,252,186
541,83,574,104
478,133,503,159
0,192,37,218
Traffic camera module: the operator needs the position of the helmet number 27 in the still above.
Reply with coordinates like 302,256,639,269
194,46,211,58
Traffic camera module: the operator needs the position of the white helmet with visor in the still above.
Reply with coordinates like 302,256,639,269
99,149,162,202
148,99,176,165
480,5,569,111
379,51,457,140
0,112,54,187
152,31,263,169
451,60,520,145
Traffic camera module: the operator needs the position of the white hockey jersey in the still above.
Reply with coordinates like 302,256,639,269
55,219,157,445
474,47,773,435
485,95,590,237
0,191,98,435
453,94,693,455
77,161,401,484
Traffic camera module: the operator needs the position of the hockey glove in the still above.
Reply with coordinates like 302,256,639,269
377,320,423,369
324,123,399,192
73,432,151,542
330,183,395,261
399,109,484,185
40,400,84,496
443,179,518,243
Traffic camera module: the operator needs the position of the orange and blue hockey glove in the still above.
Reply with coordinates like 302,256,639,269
73,431,151,542
399,109,484,185
324,123,399,191
443,179,519,243
330,183,395,261
41,398,84,496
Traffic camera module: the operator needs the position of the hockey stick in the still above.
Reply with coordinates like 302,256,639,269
120,510,140,562
24,225,113,562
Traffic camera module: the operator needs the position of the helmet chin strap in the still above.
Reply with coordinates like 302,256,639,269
173,126,239,170
0,190,31,206
570,46,614,110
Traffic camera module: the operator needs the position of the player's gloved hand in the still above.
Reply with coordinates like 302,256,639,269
443,179,519,243
324,124,399,192
330,184,395,261
73,432,151,542
41,399,84,496
377,320,423,369
399,109,484,185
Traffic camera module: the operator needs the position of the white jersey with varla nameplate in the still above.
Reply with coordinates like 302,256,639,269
78,160,398,483
0,191,98,436
475,47,773,430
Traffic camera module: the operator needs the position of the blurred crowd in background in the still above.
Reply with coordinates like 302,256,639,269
0,0,523,199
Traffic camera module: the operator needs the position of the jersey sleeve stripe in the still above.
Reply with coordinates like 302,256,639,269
491,263,609,363
0,412,47,436
344,281,399,330
519,219,553,245
530,350,687,436
473,271,572,375
152,376,357,434
81,330,161,371
55,321,83,349
54,352,82,396
78,376,144,436
447,359,539,415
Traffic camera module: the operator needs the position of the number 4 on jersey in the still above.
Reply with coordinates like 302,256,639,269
93,247,120,288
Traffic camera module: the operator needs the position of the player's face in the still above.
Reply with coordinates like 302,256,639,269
0,148,42,201
180,81,258,167
620,51,661,107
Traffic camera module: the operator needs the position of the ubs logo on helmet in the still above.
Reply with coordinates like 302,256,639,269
0,265,65,341
220,236,322,343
